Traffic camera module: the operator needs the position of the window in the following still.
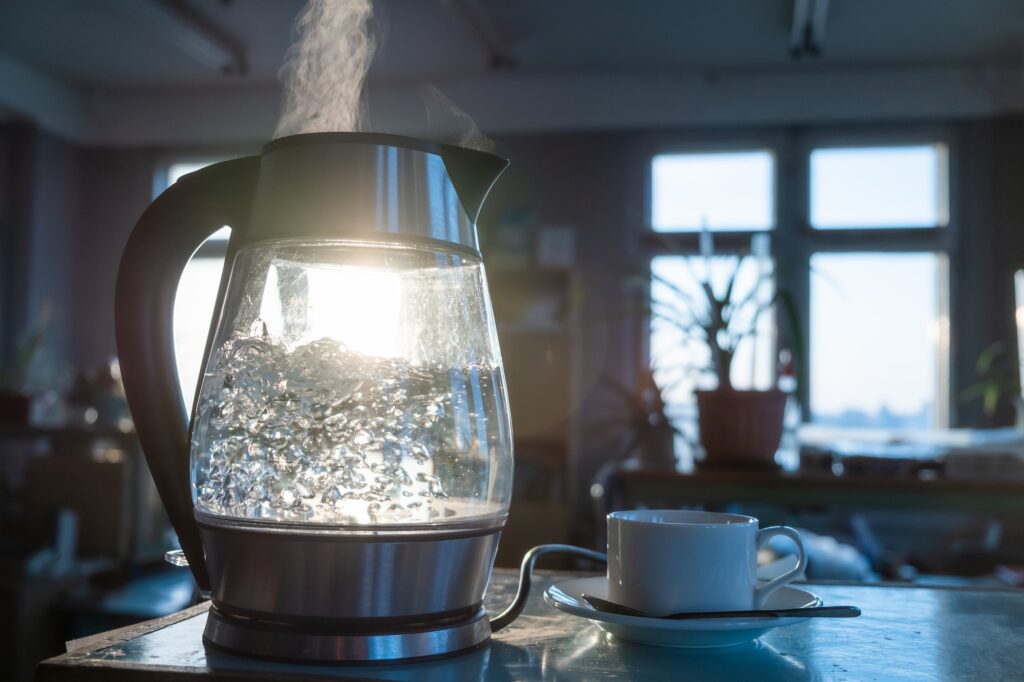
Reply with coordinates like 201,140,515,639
810,253,947,429
648,135,952,445
162,161,231,407
805,141,950,429
810,145,948,229
648,148,776,462
651,151,774,231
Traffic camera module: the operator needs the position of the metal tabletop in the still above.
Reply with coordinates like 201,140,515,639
37,569,1024,681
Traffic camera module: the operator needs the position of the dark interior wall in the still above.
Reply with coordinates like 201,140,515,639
481,132,644,521
26,132,81,375
0,125,34,363
993,117,1024,264
487,121,1024,438
484,132,642,406
72,147,158,368
952,120,999,427
950,118,1024,427
0,125,159,379
0,126,84,382
4,114,1024,427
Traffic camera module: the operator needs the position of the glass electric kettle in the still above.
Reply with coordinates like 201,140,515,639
114,134,535,661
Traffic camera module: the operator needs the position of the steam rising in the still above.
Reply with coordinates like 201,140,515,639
421,85,495,153
274,0,494,153
274,0,377,138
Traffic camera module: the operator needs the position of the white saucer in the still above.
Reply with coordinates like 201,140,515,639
543,576,822,649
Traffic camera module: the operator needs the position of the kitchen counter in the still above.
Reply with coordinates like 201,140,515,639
36,568,1024,681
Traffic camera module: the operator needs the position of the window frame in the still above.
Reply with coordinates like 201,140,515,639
641,123,957,430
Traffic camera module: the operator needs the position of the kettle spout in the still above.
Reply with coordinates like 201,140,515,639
440,145,509,224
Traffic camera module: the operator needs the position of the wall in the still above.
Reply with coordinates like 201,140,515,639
4,116,1024,527
0,126,83,386
481,132,642,529
0,125,161,382
949,118,1024,427
484,120,1024,516
71,147,159,368
0,125,34,363
26,132,81,376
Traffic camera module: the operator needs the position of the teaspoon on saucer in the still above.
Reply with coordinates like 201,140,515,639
581,594,861,620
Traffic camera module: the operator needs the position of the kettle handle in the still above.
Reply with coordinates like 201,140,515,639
115,157,260,590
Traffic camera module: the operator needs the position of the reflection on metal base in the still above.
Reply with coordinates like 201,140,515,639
197,512,503,621
204,605,492,663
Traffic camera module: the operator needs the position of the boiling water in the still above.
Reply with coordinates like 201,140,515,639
191,324,508,525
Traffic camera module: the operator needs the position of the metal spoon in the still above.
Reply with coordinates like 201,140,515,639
581,594,861,620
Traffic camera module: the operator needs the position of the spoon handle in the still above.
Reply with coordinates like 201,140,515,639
667,605,861,620
581,594,860,620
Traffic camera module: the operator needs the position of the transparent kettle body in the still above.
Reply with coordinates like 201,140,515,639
190,240,513,527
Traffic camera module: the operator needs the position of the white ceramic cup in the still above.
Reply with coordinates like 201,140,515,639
607,510,807,616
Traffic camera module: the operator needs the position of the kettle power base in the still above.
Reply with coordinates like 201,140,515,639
203,605,492,663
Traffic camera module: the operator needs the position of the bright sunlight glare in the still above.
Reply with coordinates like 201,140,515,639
261,263,404,357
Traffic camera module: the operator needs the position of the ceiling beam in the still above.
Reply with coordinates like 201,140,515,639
84,63,1021,147
791,0,829,58
369,65,1000,138
107,0,247,76
3,57,1019,148
438,0,517,72
811,0,830,55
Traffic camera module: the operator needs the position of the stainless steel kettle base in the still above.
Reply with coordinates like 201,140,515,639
203,605,492,663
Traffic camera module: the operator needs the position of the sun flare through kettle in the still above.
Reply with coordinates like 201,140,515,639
114,133,517,661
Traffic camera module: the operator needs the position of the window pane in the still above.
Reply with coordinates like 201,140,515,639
652,151,774,231
174,258,224,406
650,254,775,411
810,145,948,229
163,160,231,406
810,253,947,429
168,161,219,185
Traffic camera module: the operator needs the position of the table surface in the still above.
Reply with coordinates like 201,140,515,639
38,569,1024,681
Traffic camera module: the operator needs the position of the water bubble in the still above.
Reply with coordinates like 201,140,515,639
407,443,430,463
338,468,366,489
192,332,496,524
278,488,303,509
352,429,373,447
320,485,345,507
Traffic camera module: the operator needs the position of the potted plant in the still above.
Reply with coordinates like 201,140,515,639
0,306,49,425
599,366,679,469
960,341,1024,427
649,233,791,468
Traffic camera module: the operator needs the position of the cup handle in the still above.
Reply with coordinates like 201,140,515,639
753,526,807,609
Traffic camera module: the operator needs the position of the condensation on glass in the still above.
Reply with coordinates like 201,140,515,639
189,240,513,526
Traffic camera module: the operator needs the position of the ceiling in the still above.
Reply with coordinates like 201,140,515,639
0,0,1022,144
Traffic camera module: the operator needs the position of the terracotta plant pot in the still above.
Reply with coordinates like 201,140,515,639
0,391,32,425
695,389,787,468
